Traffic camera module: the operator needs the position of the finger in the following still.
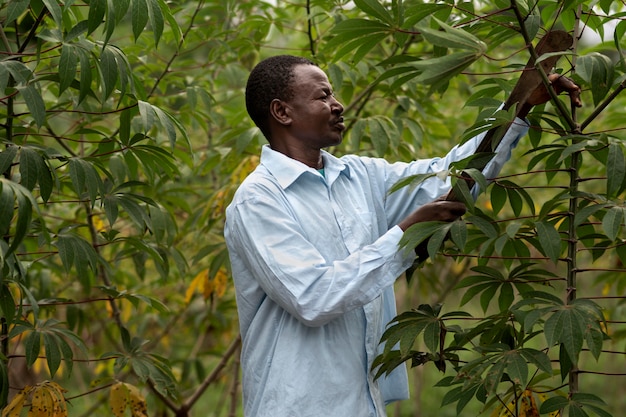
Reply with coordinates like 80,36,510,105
550,75,583,107
438,201,466,219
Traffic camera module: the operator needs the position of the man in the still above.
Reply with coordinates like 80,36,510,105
224,55,579,417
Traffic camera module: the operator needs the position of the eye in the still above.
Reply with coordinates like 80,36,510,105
319,90,333,101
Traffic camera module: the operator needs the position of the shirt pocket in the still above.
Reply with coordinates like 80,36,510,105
350,210,376,246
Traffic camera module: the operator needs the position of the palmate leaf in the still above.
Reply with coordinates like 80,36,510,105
325,19,391,62
53,233,101,286
68,158,105,207
543,301,606,364
541,393,612,417
137,101,190,149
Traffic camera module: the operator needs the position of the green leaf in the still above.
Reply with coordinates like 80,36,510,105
87,0,107,35
354,0,394,25
3,60,32,84
0,284,16,325
132,0,150,41
401,221,448,249
419,19,486,52
540,395,569,414
423,321,440,353
545,308,585,363
100,46,119,100
5,0,30,25
41,0,64,28
43,333,62,377
68,158,104,206
77,47,94,104
59,44,78,94
505,351,528,386
413,51,481,91
606,142,625,199
535,220,561,263
107,43,132,100
574,203,605,228
448,219,467,250
498,282,514,311
138,100,157,132
54,234,100,282
18,85,46,128
490,183,506,215
519,348,552,374
576,52,614,106
147,0,165,46
0,145,18,175
467,214,498,238
18,147,41,191
2,180,37,255
24,330,41,367
601,206,623,241
117,194,149,229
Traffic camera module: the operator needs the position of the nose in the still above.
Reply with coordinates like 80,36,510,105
331,96,344,114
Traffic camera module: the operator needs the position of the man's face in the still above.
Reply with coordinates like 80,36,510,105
283,64,345,149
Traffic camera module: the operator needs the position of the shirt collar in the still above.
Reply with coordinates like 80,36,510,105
260,144,351,189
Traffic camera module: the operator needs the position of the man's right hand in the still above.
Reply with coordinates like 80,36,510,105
398,199,467,232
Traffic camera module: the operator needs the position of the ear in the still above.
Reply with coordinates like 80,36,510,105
269,99,292,126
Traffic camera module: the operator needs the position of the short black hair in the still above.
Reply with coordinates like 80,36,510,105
245,55,317,140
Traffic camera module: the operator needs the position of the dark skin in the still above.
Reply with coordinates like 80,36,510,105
267,64,582,234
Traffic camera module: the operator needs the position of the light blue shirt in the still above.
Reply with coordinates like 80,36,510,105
224,118,529,417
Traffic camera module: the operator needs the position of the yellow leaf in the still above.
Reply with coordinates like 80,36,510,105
520,390,540,417
186,269,207,303
109,382,129,417
2,386,30,417
29,384,54,417
45,382,68,417
126,384,148,417
212,269,228,298
106,299,113,318
92,215,106,232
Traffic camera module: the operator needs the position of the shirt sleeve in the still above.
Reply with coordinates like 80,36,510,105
378,116,529,227
226,192,414,327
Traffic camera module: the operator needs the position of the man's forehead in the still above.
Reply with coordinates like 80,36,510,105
293,64,330,86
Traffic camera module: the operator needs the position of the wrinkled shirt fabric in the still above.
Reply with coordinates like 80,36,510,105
224,118,529,417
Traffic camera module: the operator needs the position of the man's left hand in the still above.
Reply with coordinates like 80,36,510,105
526,73,582,108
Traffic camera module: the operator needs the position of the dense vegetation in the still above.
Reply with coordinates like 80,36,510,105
0,1,625,416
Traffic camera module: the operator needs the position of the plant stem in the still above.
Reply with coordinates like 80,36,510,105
565,4,584,399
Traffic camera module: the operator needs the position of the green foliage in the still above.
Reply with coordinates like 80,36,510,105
1,0,625,416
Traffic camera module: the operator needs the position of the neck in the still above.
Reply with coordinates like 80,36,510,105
270,142,323,169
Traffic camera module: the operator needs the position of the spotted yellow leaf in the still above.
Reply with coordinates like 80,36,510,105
109,382,129,417
2,386,31,417
127,384,148,417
